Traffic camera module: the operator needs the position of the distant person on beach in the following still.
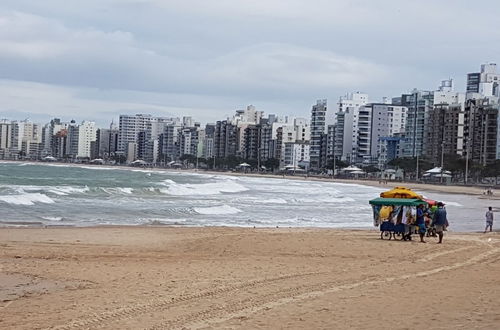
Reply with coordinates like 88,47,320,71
432,202,448,244
416,204,426,243
485,207,494,233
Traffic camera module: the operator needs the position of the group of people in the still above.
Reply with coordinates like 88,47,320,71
416,204,495,243
416,202,448,244
483,188,494,196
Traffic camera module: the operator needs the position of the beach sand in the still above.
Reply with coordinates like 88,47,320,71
1,227,499,329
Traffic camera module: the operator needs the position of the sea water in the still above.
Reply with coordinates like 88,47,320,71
0,162,492,231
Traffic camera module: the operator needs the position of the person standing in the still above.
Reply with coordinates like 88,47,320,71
484,207,494,233
416,204,426,243
432,202,448,244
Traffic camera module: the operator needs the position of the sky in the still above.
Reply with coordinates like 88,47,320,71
1,0,499,126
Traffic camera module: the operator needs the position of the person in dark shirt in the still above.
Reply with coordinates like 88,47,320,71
416,204,426,243
432,202,448,244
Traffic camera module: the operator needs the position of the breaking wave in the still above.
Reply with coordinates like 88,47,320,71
160,180,249,196
0,193,55,206
194,205,243,215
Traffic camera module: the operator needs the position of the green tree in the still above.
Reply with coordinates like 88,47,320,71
362,165,380,173
263,158,280,171
387,157,432,180
326,158,348,170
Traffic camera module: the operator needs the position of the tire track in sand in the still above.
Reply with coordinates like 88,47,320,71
148,247,500,330
48,271,325,330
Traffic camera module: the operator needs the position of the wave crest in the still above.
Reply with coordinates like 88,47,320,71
161,180,249,196
0,193,55,206
194,205,242,215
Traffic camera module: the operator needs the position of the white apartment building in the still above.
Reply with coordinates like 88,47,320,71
232,105,264,155
232,105,263,126
77,121,97,158
356,103,407,164
118,114,153,154
293,118,310,142
466,63,500,100
283,142,310,169
334,92,369,163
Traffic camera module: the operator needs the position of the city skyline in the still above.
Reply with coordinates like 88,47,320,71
0,70,493,128
1,1,500,125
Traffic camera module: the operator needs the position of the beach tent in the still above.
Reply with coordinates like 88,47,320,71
342,165,362,172
426,167,451,175
238,163,251,167
380,186,423,199
131,160,147,166
432,173,452,178
350,170,366,174
90,158,104,165
42,156,57,162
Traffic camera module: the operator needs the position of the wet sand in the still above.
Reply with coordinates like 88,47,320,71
1,227,499,329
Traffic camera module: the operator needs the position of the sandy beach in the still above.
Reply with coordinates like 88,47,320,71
1,227,499,329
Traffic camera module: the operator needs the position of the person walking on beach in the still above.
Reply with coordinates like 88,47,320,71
485,207,494,233
416,204,426,243
432,202,448,244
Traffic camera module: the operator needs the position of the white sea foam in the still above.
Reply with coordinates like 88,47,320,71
0,193,55,206
12,185,89,196
194,205,243,215
161,180,249,196
117,187,133,194
235,197,288,204
48,186,90,195
256,198,288,204
41,216,63,221
99,187,134,195
293,197,355,204
161,179,177,185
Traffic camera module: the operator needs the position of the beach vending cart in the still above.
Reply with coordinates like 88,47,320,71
369,187,428,240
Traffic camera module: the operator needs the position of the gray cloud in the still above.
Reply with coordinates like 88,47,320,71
0,1,499,125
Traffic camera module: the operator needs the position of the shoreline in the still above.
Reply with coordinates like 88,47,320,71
2,159,499,198
1,226,499,329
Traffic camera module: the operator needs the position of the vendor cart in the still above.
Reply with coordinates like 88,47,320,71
369,196,428,241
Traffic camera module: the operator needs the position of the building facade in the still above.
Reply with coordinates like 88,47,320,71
310,99,327,170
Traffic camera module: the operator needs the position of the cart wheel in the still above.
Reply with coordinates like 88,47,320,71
380,231,392,240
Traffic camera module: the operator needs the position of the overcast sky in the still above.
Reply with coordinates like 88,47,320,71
1,0,499,126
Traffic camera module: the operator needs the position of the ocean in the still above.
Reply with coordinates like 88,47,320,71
0,162,491,231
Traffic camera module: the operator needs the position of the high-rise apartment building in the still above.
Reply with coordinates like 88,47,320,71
310,99,327,170
399,90,434,158
214,120,237,158
466,63,500,99
334,92,369,163
77,121,97,158
118,114,153,156
356,103,407,164
463,98,499,166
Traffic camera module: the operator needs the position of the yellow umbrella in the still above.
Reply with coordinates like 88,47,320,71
380,186,423,199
